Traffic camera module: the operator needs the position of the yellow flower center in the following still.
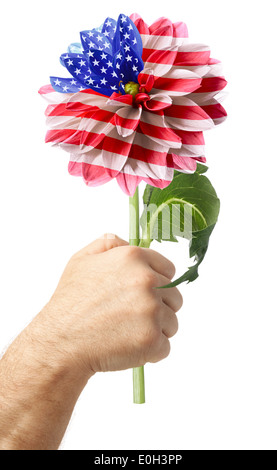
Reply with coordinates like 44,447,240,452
124,81,140,97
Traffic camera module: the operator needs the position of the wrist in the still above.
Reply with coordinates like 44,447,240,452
0,312,93,450
28,302,95,383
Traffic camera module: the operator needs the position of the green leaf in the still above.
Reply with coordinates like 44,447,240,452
195,163,209,174
140,169,220,288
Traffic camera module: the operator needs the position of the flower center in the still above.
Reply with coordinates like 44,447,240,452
124,81,140,97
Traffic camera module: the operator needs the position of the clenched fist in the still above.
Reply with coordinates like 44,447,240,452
0,234,183,450
33,234,183,375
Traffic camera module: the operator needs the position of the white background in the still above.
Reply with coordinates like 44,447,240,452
0,0,276,451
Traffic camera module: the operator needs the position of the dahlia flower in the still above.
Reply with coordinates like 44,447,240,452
39,13,227,196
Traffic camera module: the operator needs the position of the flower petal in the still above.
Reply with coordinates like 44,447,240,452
168,154,198,173
80,30,112,55
152,68,203,96
164,96,215,131
144,93,172,111
116,168,142,196
106,94,134,108
139,112,182,149
173,22,189,39
77,108,115,150
68,156,114,187
143,46,178,78
174,43,210,66
50,76,83,94
115,106,142,137
130,13,150,35
149,17,173,37
113,14,143,57
101,17,117,43
113,43,144,84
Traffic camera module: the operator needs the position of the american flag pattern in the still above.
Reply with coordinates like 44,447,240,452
39,13,227,196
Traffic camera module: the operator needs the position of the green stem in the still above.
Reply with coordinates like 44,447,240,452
129,186,140,247
129,187,145,404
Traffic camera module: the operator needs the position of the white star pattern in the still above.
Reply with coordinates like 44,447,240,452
52,14,143,96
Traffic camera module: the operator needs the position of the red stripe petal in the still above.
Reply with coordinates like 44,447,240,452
194,77,227,93
173,21,189,38
201,103,227,120
116,172,142,197
149,17,173,36
154,76,202,93
129,13,150,34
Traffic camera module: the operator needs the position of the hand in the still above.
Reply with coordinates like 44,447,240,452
0,234,183,450
31,234,183,377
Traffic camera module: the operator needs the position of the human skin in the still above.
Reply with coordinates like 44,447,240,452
0,234,183,450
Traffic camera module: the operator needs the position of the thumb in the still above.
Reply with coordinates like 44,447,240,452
80,233,129,256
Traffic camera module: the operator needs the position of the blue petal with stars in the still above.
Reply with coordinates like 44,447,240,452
101,17,117,43
80,30,113,55
62,56,92,87
60,52,84,67
88,50,113,75
113,43,144,84
112,14,143,58
50,76,84,93
49,13,145,97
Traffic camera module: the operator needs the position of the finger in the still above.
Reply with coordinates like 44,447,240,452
141,248,176,280
78,234,129,256
156,274,183,312
148,334,171,364
161,304,179,339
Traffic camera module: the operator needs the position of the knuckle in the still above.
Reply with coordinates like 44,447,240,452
124,245,142,260
140,326,161,350
147,295,162,319
149,338,171,364
143,269,158,288
132,268,158,289
99,232,117,241
161,339,171,359
170,315,179,337
172,287,183,311
176,289,184,310
167,261,176,279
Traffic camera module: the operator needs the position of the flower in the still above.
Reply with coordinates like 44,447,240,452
39,13,227,196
